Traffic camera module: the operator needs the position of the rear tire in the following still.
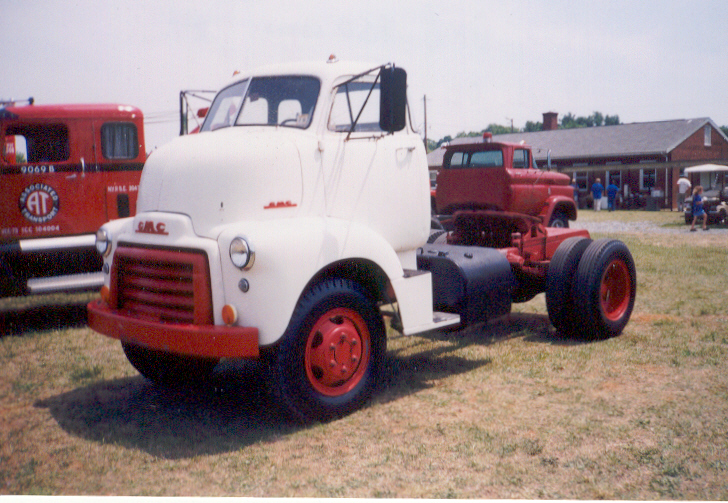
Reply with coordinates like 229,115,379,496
572,239,636,340
265,278,385,423
122,342,219,387
546,236,592,337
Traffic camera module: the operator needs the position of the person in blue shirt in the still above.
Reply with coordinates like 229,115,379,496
606,182,619,211
591,178,604,211
690,185,708,231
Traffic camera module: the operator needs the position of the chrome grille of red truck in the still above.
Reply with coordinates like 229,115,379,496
111,246,213,325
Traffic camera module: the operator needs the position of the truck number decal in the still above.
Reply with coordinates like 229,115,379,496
18,183,59,223
20,165,56,174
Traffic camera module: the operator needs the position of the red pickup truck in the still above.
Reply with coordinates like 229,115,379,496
435,133,576,228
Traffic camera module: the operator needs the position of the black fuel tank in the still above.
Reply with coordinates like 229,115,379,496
417,244,515,326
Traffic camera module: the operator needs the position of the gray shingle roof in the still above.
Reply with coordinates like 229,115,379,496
427,118,725,167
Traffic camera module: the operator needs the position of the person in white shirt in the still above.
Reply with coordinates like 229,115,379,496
677,175,692,212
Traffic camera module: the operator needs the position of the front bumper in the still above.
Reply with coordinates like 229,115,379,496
87,299,260,359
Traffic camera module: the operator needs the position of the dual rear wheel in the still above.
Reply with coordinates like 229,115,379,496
546,237,636,340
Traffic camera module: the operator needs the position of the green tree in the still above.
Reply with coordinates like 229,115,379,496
561,111,619,128
455,130,483,138
485,123,514,135
604,114,620,126
524,121,542,132
592,111,604,127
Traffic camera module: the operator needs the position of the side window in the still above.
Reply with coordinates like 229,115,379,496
101,123,139,160
329,79,382,133
513,149,528,169
6,124,69,163
448,152,467,167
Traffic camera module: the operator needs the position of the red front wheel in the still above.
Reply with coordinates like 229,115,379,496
304,307,371,397
265,278,385,423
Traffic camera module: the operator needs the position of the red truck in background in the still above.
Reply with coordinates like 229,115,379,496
1,98,145,296
435,133,577,228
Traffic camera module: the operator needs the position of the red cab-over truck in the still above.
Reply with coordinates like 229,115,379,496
1,99,145,296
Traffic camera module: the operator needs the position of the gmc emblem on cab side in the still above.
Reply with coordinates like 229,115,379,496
136,221,169,235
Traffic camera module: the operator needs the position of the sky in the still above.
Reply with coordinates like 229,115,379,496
3,0,728,151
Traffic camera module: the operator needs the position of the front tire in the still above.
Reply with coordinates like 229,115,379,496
265,278,385,423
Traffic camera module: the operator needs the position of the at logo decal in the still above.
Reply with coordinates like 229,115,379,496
135,221,169,235
19,183,59,223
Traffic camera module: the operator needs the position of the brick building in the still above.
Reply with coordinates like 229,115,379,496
427,115,728,210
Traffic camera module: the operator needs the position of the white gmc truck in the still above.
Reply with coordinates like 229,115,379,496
88,59,636,422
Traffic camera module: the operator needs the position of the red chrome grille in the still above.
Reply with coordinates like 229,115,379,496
111,247,213,325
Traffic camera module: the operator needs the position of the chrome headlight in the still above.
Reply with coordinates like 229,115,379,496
95,228,112,257
229,237,255,270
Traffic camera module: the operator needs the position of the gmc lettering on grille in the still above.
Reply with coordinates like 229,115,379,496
136,221,168,235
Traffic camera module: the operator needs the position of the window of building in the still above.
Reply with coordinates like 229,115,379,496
573,171,588,191
607,170,621,188
640,168,656,191
704,124,712,147
101,122,139,159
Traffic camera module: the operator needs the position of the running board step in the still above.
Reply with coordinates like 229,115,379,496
26,272,104,295
403,311,460,335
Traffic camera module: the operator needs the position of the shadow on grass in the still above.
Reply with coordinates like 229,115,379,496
0,302,88,336
35,360,297,459
33,312,585,459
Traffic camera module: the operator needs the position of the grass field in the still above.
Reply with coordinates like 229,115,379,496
1,210,727,498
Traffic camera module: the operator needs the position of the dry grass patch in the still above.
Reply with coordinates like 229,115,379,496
2,212,728,498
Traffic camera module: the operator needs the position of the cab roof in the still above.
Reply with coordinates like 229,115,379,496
222,60,385,91
1,103,143,121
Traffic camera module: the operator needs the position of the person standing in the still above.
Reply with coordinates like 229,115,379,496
677,175,692,212
607,181,619,211
690,185,708,231
591,178,604,211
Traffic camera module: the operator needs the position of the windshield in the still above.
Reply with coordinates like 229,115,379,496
201,76,320,132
